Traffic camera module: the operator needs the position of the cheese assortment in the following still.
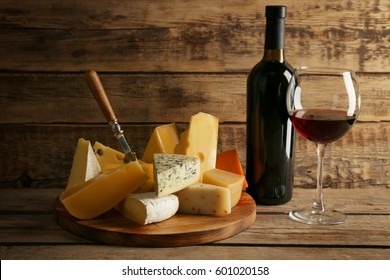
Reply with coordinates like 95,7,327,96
202,168,244,207
153,153,201,197
62,111,248,226
66,138,101,190
175,183,231,215
60,161,147,220
115,192,179,225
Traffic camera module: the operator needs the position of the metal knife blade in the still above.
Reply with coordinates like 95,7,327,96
85,70,137,163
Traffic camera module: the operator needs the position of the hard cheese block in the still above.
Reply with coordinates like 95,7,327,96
174,112,219,175
66,138,101,190
134,161,155,193
142,123,179,163
60,161,147,220
175,183,231,215
93,141,154,193
202,168,244,207
93,141,125,172
216,149,248,189
115,192,179,225
154,153,200,197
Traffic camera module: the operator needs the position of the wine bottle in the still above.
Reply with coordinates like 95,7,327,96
246,5,296,205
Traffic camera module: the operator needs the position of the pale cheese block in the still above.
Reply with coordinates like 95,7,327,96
60,161,147,220
115,192,179,225
174,112,219,176
202,168,244,207
66,138,101,190
175,183,231,215
93,141,125,172
154,153,201,197
141,123,179,163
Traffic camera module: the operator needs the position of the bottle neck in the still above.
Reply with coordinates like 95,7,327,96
262,17,286,63
262,49,285,63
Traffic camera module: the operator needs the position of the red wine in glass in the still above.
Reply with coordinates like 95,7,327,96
290,109,357,144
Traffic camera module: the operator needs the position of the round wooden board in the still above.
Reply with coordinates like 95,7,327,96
54,192,256,247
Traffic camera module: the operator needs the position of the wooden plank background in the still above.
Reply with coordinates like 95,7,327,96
0,0,389,190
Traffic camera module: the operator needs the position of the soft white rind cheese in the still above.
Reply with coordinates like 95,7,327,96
154,153,201,197
115,192,179,225
175,183,231,215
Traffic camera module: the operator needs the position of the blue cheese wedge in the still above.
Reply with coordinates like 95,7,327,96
115,192,179,225
175,183,231,215
154,153,201,197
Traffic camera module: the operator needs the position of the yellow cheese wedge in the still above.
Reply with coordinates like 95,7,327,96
174,112,219,176
115,192,179,225
60,161,147,220
141,123,179,163
66,138,101,190
93,141,125,172
134,161,155,193
175,183,231,215
202,168,244,207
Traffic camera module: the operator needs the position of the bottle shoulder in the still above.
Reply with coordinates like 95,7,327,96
250,59,293,73
248,60,293,82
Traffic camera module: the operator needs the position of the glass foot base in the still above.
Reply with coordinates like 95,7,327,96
289,209,346,225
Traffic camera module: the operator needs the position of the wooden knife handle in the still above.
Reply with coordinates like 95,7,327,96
85,70,116,122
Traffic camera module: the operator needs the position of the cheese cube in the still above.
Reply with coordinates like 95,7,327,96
60,161,147,220
202,168,244,207
93,141,125,172
175,183,231,215
154,153,201,197
174,112,219,176
141,123,179,163
66,138,101,190
115,192,179,225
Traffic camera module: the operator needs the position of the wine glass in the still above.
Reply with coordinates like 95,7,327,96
286,67,361,225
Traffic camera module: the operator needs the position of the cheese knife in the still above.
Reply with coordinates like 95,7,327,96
85,70,137,163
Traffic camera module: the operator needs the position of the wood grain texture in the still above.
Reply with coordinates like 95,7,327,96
1,72,389,124
2,188,389,215
1,122,389,188
2,245,389,260
1,188,389,259
0,0,389,72
0,1,389,191
1,189,389,247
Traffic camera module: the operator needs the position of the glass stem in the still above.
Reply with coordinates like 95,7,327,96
313,143,327,213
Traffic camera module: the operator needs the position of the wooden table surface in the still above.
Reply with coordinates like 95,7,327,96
1,187,389,260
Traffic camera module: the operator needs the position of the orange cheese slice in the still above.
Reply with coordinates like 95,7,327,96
216,149,248,189
60,161,147,219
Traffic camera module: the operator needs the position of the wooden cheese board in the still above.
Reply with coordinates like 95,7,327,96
54,192,256,247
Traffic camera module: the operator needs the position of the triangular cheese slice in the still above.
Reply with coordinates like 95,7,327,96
66,138,101,190
153,153,200,197
141,123,179,163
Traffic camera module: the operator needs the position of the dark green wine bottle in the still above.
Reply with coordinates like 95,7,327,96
246,5,296,205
